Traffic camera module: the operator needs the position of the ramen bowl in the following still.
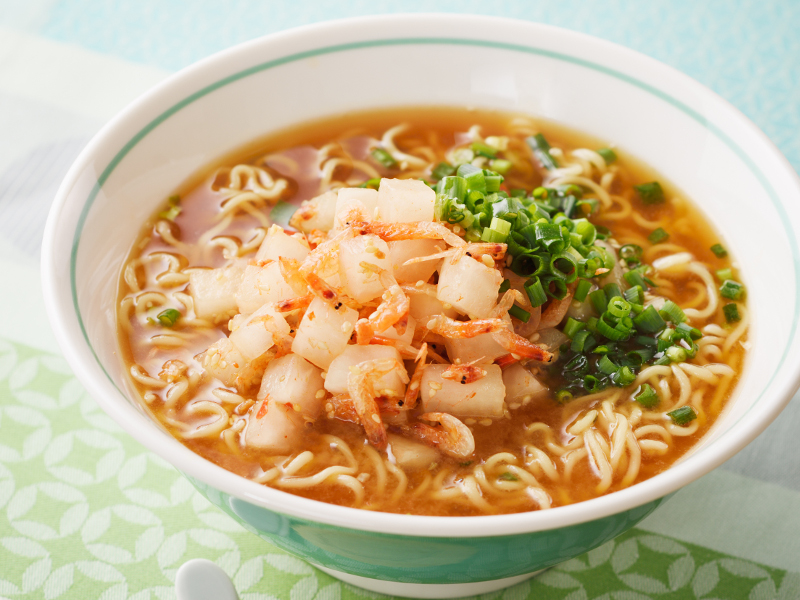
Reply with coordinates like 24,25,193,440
42,14,800,598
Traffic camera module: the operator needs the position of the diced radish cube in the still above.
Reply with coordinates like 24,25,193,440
437,254,502,318
255,225,309,262
257,354,325,419
334,188,380,230
289,190,337,233
291,297,358,369
377,179,435,223
338,234,394,303
388,239,445,284
420,364,505,418
244,400,306,453
502,364,548,408
324,345,407,398
236,262,295,315
190,261,247,319
229,304,290,361
387,434,440,470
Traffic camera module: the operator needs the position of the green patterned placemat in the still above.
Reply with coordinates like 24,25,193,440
0,337,796,599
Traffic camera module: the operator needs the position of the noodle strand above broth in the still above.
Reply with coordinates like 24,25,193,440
117,108,746,516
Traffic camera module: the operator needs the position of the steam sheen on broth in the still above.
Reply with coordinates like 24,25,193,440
118,108,747,516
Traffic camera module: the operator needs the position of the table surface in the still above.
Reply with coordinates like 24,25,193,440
1,1,799,598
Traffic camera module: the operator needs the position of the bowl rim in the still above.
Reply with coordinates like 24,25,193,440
42,13,800,538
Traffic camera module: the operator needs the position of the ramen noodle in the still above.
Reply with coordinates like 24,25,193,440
118,108,747,516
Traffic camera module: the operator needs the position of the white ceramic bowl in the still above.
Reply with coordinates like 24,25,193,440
42,14,800,598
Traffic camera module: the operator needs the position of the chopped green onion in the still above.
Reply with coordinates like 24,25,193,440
359,178,381,190
571,330,593,353
556,389,574,404
626,348,655,365
635,181,665,204
524,277,548,308
371,147,397,168
668,406,697,426
157,308,181,327
723,303,741,323
597,148,617,165
543,276,569,300
499,279,511,293
481,228,507,243
457,163,487,194
710,243,728,258
619,244,643,266
624,285,644,305
563,318,586,339
269,200,297,227
675,322,703,340
598,355,618,375
471,141,498,158
158,195,182,221
526,134,559,171
550,252,579,283
488,158,512,175
584,375,603,393
715,268,734,282
634,384,659,408
648,228,670,244
612,366,636,386
509,304,531,323
606,297,632,319
719,280,746,300
498,472,519,481
603,283,622,302
489,217,511,236
659,300,687,324
633,305,666,333
666,345,688,363
484,172,504,193
452,148,475,165
431,162,455,180
590,289,609,314
574,279,592,303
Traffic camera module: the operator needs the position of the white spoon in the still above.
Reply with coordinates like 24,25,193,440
175,559,240,600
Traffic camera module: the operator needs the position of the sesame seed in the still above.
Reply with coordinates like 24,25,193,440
409,381,419,390
219,360,227,368
371,414,381,423
481,255,494,268
511,353,521,360
465,418,476,425
415,280,425,288
523,394,532,404
454,358,462,365
320,372,327,379
315,389,326,399
429,389,437,397
429,381,443,390
443,303,452,310
509,403,521,410
505,255,513,267
365,245,378,254
480,419,493,426
325,403,333,412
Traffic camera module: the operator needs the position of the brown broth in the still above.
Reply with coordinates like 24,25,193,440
118,107,744,516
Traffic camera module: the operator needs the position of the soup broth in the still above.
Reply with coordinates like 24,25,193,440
118,108,746,516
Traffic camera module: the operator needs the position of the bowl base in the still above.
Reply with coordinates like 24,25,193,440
315,565,542,598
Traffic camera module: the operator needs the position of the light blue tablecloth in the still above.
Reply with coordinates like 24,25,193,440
0,2,798,598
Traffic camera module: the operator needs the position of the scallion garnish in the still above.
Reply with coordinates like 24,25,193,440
710,243,728,258
719,280,746,300
571,330,593,353
634,384,659,408
723,303,741,323
269,200,297,227
619,244,643,266
498,279,511,293
556,389,573,404
471,141,498,158
574,279,592,303
524,277,548,308
659,300,687,324
668,406,697,426
431,162,455,180
635,181,665,204
489,158,512,174
158,195,182,221
359,178,381,190
612,366,636,386
563,318,586,339
633,305,666,333
648,228,670,244
598,355,618,375
508,304,531,323
526,134,558,171
597,148,617,165
157,308,181,327
371,147,397,168
715,268,733,282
